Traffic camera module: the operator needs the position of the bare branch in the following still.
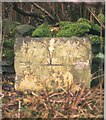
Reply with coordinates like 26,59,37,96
32,3,56,21
12,3,44,22
88,8,105,29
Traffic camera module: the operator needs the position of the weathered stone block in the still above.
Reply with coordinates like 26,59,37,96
14,37,92,93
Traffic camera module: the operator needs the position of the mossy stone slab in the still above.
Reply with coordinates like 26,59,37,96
14,37,92,93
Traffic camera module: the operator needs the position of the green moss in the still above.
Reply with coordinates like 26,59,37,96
2,48,14,65
89,35,104,45
77,18,103,36
2,38,14,65
89,35,100,44
2,39,14,64
89,35,104,53
98,14,105,23
58,21,71,27
3,38,14,48
32,23,52,37
2,48,14,59
90,23,101,35
77,18,91,24
56,22,91,37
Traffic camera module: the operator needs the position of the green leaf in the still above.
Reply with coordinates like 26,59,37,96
95,52,104,59
77,18,91,24
3,38,14,48
98,14,105,23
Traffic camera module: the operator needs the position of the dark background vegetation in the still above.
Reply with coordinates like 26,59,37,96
2,2,105,26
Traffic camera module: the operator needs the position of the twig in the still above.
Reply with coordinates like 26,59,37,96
55,111,68,118
78,106,86,116
73,80,88,108
43,102,48,110
17,100,21,118
56,14,61,21
87,103,93,111
32,3,55,21
61,3,65,20
91,74,104,80
0,92,4,99
100,9,103,52
92,69,103,76
87,8,105,29
31,92,39,97
50,3,56,17
70,114,80,118
49,92,64,98
94,105,100,113
28,4,34,24
99,61,104,112
12,3,44,21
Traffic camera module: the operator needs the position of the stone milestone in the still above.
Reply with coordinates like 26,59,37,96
14,37,92,93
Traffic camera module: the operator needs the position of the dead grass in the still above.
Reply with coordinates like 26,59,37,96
2,74,104,119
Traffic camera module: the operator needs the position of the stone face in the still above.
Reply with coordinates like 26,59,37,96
14,37,92,93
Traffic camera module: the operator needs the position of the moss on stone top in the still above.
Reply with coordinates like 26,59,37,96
56,22,91,37
32,23,52,37
77,18,91,24
29,18,103,39
58,21,71,27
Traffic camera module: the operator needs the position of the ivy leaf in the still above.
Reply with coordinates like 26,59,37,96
95,52,104,60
